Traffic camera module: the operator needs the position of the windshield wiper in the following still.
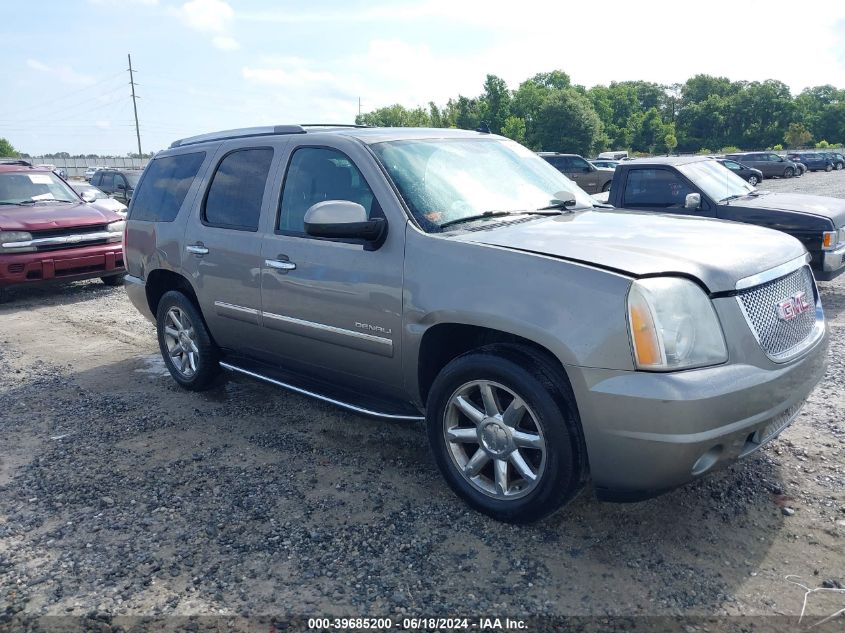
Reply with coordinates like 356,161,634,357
439,211,517,229
17,198,76,205
719,194,747,204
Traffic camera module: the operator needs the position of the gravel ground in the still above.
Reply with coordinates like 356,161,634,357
1,172,845,631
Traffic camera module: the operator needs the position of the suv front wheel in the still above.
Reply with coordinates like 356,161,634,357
156,290,219,390
426,345,587,523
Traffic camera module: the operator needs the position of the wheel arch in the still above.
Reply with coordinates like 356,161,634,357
145,269,201,318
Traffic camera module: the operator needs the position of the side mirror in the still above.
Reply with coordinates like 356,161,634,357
304,200,385,241
80,190,97,203
684,193,701,209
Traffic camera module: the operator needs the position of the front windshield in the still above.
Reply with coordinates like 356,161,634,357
371,138,596,231
0,171,80,204
678,159,754,202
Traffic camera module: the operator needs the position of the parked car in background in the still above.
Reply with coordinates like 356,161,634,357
590,159,620,169
716,158,763,185
818,151,845,170
597,150,629,160
90,168,143,204
0,163,125,302
725,152,798,178
84,166,106,181
124,125,827,522
69,181,128,217
606,156,845,280
539,152,614,193
787,152,833,172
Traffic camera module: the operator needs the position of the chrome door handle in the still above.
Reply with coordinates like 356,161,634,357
265,259,296,271
186,244,209,255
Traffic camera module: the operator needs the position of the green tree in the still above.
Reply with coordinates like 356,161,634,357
500,116,527,144
530,89,605,155
784,122,813,148
0,137,17,157
631,107,672,153
479,74,511,134
355,104,431,127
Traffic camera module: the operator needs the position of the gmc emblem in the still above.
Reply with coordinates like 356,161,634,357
776,292,811,321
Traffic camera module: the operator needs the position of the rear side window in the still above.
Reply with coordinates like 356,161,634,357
130,152,206,222
203,148,274,231
100,172,114,189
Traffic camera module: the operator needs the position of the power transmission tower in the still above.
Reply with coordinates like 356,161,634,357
128,53,142,157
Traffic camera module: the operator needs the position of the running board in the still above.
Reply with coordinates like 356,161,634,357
219,361,425,421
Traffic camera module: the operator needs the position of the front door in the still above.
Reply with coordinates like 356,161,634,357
619,167,716,217
181,144,277,353
566,156,598,193
258,141,406,396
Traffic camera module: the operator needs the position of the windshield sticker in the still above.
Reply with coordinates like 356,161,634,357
28,174,53,184
31,193,55,200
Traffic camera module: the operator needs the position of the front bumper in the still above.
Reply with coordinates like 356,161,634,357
0,243,124,287
566,331,828,501
815,243,845,281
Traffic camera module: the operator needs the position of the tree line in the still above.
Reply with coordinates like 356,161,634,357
355,71,845,156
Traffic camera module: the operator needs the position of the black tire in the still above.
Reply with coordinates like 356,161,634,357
601,181,612,193
156,290,219,390
748,175,759,186
100,274,125,287
825,163,833,172
426,344,587,523
784,167,794,178
836,163,843,171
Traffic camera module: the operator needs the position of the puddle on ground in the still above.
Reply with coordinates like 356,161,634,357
134,353,170,377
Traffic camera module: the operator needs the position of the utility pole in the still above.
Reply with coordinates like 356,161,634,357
128,53,142,157
358,97,361,116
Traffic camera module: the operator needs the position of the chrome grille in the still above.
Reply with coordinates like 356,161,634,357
737,265,818,360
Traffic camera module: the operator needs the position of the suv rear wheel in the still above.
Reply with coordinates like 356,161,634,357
783,167,795,178
426,344,586,523
156,290,219,390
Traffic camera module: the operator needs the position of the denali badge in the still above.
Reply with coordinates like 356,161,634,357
775,291,811,321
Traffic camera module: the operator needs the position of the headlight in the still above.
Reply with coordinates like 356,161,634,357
0,231,35,253
106,220,125,242
627,277,728,371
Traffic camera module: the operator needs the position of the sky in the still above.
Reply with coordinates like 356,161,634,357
2,0,845,156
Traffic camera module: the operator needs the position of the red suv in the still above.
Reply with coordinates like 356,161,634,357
0,161,126,302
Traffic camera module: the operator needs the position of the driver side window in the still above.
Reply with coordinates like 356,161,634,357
278,147,377,234
622,169,693,209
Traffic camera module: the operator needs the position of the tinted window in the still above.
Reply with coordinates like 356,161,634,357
130,152,206,222
100,173,114,189
203,148,273,231
723,161,741,170
622,169,693,208
570,157,591,172
278,147,376,234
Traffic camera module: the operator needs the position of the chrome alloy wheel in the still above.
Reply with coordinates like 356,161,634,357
163,307,199,378
443,380,546,499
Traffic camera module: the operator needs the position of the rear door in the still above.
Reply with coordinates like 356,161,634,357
257,137,406,396
568,156,597,192
181,140,282,353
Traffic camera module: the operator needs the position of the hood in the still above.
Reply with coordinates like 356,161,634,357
0,201,122,232
88,198,127,217
451,210,806,293
739,192,845,227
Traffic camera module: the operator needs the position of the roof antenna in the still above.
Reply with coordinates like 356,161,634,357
476,121,491,134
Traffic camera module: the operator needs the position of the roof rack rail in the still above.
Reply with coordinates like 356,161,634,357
0,159,32,166
300,123,372,128
170,125,307,149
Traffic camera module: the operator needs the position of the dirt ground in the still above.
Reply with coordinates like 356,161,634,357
1,171,845,632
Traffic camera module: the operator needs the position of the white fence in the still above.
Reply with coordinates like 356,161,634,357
17,156,149,178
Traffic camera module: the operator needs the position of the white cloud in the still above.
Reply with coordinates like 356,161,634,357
179,0,233,33
26,59,96,86
176,0,239,51
212,35,240,51
242,63,334,88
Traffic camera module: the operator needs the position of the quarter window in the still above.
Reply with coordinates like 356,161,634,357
203,148,273,231
130,151,206,222
278,147,377,234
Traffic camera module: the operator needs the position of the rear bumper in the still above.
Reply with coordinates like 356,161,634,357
567,331,828,500
0,243,125,287
125,273,154,322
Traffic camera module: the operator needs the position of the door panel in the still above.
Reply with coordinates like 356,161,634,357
258,142,406,394
181,143,280,352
